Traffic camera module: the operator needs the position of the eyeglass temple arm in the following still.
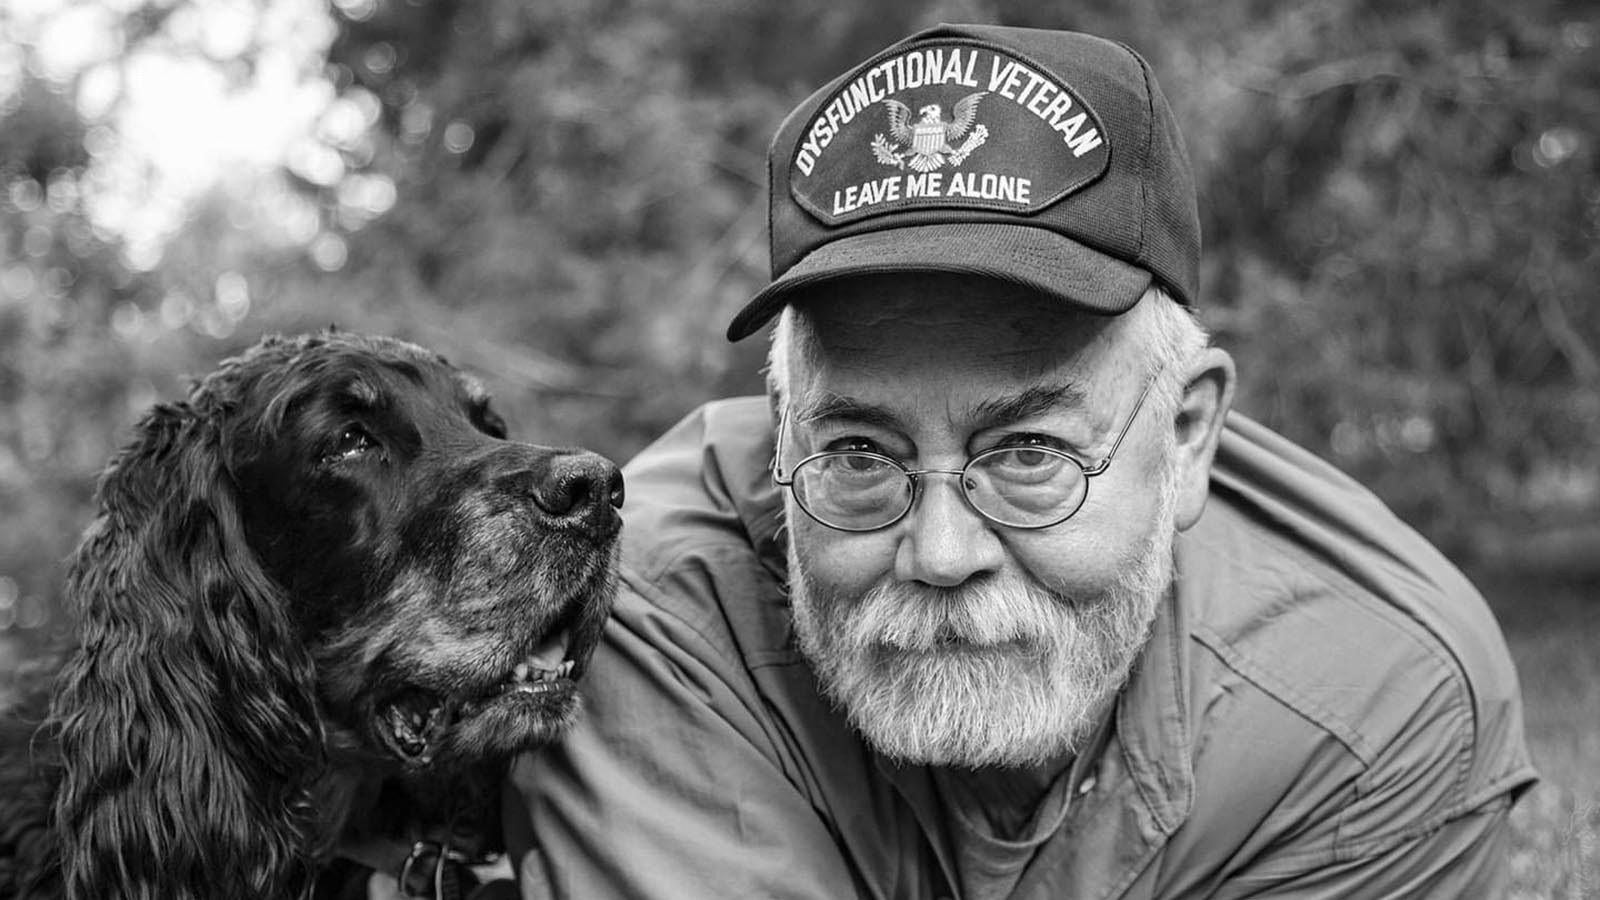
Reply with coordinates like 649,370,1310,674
771,413,793,485
1082,374,1158,477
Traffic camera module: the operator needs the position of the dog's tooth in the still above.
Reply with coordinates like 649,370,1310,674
527,629,572,671
558,660,574,678
513,662,531,682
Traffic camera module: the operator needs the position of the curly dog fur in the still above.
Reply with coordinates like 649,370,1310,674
0,331,622,899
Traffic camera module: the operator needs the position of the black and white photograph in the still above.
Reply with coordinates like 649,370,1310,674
1,1,1595,897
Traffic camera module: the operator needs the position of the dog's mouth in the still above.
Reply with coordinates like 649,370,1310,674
376,627,582,765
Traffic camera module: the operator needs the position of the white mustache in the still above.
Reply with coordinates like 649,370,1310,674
852,577,1068,654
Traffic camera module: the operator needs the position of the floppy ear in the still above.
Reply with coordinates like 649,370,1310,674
51,402,324,900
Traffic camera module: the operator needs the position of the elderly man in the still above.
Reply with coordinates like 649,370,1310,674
507,23,1535,898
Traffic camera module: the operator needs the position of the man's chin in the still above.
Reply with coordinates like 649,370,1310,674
788,560,1170,769
824,645,1106,768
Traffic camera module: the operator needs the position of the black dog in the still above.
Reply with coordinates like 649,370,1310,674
0,331,622,899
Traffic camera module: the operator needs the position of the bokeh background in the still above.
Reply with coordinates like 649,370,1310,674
1,0,1596,892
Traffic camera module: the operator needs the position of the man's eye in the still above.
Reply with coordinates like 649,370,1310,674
1010,447,1051,467
822,437,885,456
841,453,888,472
996,433,1067,455
989,435,1074,467
327,426,376,462
979,435,1071,485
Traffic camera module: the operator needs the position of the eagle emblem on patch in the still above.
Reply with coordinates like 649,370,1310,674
872,91,990,173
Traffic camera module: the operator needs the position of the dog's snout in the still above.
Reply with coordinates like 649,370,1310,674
530,452,623,527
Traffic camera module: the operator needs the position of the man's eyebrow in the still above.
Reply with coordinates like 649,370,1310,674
793,391,901,430
967,382,1088,428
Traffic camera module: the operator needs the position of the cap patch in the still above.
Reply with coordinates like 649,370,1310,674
790,39,1111,226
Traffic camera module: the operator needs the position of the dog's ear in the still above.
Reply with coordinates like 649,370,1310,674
51,403,323,900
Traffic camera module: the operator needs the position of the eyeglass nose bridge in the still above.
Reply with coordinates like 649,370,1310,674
903,463,986,498
899,463,995,527
904,464,971,482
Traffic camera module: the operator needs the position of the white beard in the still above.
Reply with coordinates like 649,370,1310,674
785,482,1177,769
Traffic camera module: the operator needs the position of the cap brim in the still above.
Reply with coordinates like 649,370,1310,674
727,223,1153,341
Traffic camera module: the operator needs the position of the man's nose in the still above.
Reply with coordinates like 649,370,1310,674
892,475,1004,587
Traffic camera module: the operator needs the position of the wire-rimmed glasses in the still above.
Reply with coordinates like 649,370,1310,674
772,374,1159,532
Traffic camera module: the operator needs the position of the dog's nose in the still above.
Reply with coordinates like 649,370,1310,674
531,452,623,527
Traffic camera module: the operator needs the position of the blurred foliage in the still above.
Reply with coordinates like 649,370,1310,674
0,73,161,647
1,0,1597,655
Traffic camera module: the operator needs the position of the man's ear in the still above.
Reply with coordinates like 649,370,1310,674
1172,346,1235,531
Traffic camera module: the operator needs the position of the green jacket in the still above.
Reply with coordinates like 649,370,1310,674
506,398,1536,899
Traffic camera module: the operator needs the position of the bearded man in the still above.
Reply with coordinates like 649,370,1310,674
507,23,1535,899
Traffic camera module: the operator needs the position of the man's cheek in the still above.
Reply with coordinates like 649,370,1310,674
1009,504,1168,598
790,517,892,593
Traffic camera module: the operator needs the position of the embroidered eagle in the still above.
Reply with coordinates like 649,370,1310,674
873,92,990,173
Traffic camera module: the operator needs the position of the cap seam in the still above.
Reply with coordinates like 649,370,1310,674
1127,42,1155,265
767,132,780,278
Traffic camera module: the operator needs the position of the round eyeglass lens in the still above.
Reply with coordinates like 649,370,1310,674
792,453,912,529
964,447,1087,526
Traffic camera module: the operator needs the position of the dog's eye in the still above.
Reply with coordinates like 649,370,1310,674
474,405,508,440
326,426,377,462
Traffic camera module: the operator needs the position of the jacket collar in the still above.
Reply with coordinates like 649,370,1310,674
998,586,1193,900
699,397,789,578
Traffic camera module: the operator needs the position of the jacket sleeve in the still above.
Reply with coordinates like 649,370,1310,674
1163,606,1536,900
1208,797,1515,899
501,561,862,900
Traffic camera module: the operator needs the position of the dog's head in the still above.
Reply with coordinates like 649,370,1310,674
205,330,623,769
50,330,621,897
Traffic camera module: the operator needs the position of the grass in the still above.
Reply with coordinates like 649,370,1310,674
1482,572,1600,898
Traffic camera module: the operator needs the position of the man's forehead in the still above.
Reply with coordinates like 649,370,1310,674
794,380,1090,428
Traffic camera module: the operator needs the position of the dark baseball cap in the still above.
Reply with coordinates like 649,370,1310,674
726,23,1200,342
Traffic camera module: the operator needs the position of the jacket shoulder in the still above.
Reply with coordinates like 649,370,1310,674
614,398,795,668
1175,414,1535,849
